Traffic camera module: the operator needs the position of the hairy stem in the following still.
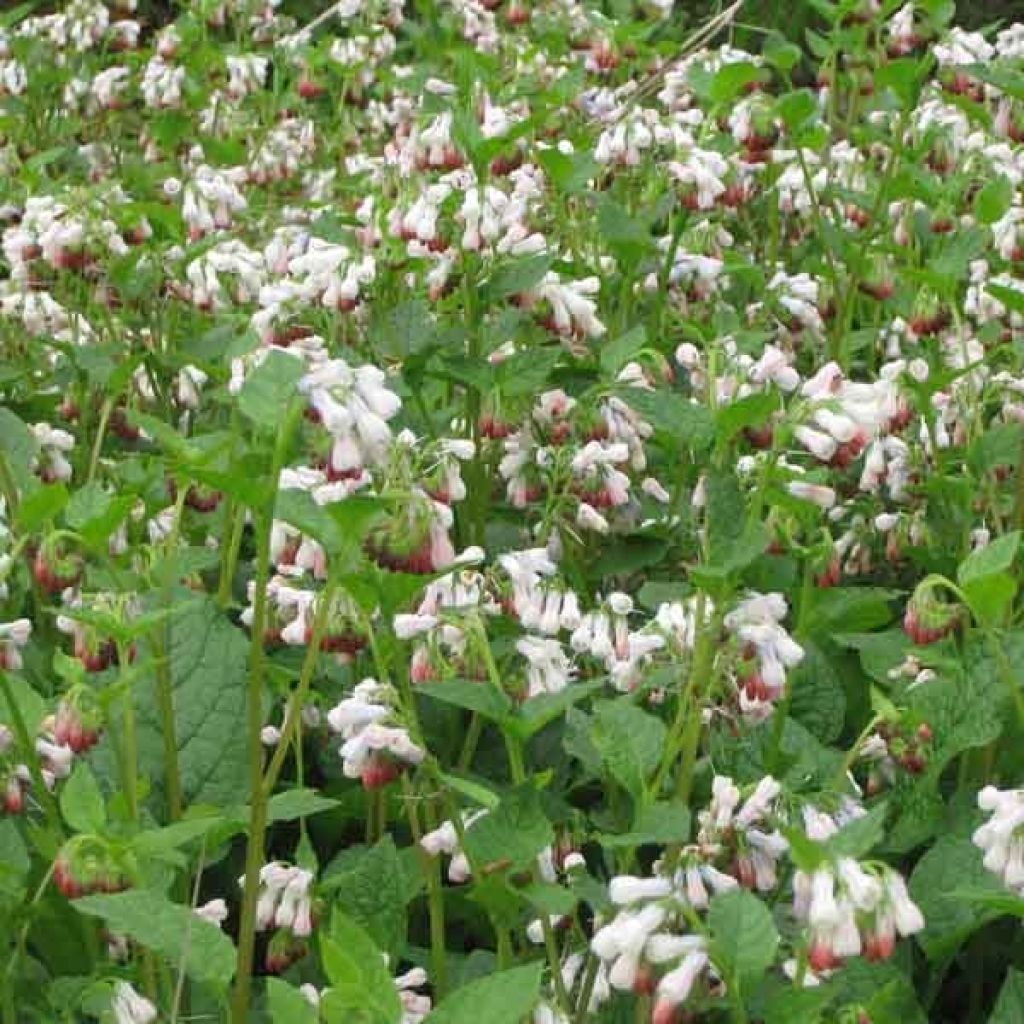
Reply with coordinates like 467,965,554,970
403,774,448,999
231,411,297,1024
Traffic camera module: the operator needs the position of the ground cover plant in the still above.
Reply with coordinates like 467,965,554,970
7,0,1024,1021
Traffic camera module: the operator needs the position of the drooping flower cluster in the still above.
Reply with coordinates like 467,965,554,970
327,679,425,788
242,861,317,972
974,786,1024,893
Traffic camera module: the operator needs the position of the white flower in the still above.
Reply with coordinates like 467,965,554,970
195,898,229,927
974,786,1024,893
787,481,837,509
112,982,157,1024
609,875,673,905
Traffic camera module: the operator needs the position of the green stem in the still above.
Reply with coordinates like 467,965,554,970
154,485,189,822
635,994,651,1024
86,398,114,484
2,858,56,1013
461,261,486,549
231,411,298,1024
456,712,484,773
574,953,600,1023
262,578,337,796
475,627,571,1014
403,774,448,999
496,928,514,969
217,503,246,609
650,596,721,803
170,840,206,1024
120,680,139,822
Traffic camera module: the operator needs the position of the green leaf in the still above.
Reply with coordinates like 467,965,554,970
0,673,46,738
0,819,29,896
425,963,542,1024
267,978,318,1024
59,762,106,835
420,678,511,721
709,61,761,103
0,407,37,479
776,89,817,132
64,483,133,549
273,487,343,551
907,639,1005,774
15,481,68,532
709,889,779,981
321,913,403,1024
826,803,887,859
597,198,654,258
73,889,236,989
930,225,987,280
237,349,304,427
788,642,846,744
601,801,691,848
751,978,831,1024
520,881,577,916
464,784,553,873
705,468,749,564
962,572,1017,626
590,700,666,799
975,175,1014,225
987,282,1024,315
959,532,1020,586
496,347,563,398
509,680,605,739
326,836,407,960
131,815,229,857
715,391,779,445
990,968,1024,1024
908,834,1005,961
535,148,598,195
591,537,669,578
875,56,928,108
763,34,802,73
620,389,714,452
600,326,647,376
803,588,900,634
267,788,341,822
369,298,438,360
114,595,250,812
482,253,554,303
436,772,500,810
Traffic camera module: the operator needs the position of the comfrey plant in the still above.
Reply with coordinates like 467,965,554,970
3,0,1024,1022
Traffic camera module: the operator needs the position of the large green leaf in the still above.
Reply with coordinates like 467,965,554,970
425,963,542,1024
322,836,408,961
787,642,846,744
709,889,779,981
127,595,251,811
589,700,666,799
463,784,553,873
73,889,236,989
908,834,1004,961
0,407,37,480
419,678,511,721
237,349,304,427
267,978,318,1024
321,914,402,1024
991,968,1024,1023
